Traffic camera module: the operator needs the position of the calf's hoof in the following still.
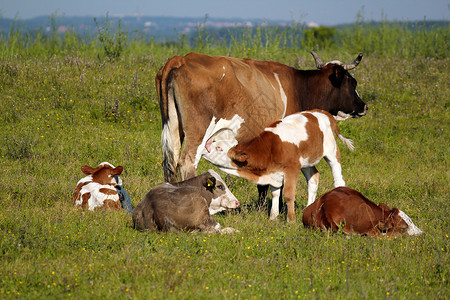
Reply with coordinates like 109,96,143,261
286,214,296,223
219,227,239,234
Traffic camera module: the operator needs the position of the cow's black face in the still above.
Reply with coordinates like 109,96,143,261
328,65,368,120
345,73,368,118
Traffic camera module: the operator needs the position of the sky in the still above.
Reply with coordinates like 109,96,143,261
1,0,449,25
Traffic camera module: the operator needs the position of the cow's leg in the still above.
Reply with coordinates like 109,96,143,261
179,151,196,180
177,111,214,180
178,136,204,180
301,166,320,206
324,155,345,188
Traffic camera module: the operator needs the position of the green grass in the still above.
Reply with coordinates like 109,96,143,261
0,22,449,298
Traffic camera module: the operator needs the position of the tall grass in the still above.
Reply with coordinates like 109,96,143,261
0,16,448,299
0,15,448,59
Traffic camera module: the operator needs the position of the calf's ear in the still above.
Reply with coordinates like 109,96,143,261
231,152,248,162
228,148,249,163
81,165,95,175
376,220,391,232
204,176,216,192
237,153,249,162
112,166,123,175
378,203,391,213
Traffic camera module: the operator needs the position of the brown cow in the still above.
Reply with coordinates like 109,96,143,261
156,51,368,186
132,169,239,233
224,110,354,222
302,187,423,237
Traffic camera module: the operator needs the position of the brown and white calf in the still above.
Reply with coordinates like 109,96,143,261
224,109,354,222
132,169,240,233
73,162,124,210
302,187,423,237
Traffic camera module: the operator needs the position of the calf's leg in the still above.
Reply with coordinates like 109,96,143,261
258,184,285,217
283,170,300,222
257,184,269,210
301,166,320,206
324,155,345,188
269,187,282,220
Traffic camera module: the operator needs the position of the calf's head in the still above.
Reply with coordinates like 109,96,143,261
376,204,409,237
204,169,240,215
81,162,123,186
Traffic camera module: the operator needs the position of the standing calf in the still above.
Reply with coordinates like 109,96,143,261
302,187,423,237
132,170,239,233
227,109,354,222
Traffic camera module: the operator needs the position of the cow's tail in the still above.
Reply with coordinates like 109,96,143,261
156,56,185,182
328,114,355,152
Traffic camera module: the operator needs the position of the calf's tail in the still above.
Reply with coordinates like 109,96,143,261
329,115,355,151
337,134,355,152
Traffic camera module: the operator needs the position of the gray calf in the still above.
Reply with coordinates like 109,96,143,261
132,170,239,233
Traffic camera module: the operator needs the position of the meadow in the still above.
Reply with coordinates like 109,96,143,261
0,19,449,299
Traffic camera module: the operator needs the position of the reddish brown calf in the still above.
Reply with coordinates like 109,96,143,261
302,187,423,237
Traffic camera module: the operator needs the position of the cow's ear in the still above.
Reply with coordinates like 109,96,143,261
81,165,95,175
330,65,344,87
205,176,216,192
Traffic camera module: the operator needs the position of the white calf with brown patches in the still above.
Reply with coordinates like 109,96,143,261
227,109,354,222
73,162,124,210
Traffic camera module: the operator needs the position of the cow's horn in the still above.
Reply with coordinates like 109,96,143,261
310,51,325,69
343,53,363,70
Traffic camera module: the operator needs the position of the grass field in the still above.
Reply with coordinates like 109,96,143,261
0,21,449,298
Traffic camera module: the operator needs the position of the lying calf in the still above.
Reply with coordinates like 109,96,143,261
132,169,240,233
73,162,132,212
302,187,423,237
227,109,354,222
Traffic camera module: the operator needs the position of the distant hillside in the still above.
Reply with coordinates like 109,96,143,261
0,15,293,42
0,15,447,43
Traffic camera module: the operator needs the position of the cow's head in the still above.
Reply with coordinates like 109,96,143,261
311,51,368,120
203,169,239,215
81,162,123,186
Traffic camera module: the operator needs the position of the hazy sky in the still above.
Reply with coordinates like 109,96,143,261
1,0,449,25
